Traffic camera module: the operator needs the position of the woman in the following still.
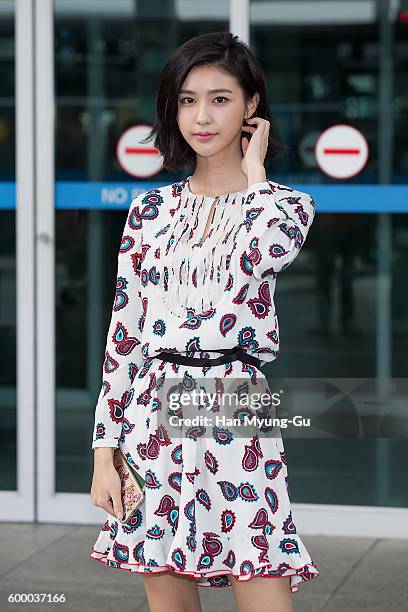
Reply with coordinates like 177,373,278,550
90,31,319,612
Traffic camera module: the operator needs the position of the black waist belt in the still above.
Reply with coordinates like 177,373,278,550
155,345,263,369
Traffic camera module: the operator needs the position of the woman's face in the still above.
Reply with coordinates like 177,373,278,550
177,64,258,160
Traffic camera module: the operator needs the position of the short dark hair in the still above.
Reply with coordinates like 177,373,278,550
142,31,288,172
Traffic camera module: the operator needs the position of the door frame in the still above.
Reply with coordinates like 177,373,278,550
0,0,36,523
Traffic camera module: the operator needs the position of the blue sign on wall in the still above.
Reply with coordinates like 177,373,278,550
1,181,408,212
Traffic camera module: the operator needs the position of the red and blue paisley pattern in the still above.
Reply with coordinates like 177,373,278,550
89,176,319,593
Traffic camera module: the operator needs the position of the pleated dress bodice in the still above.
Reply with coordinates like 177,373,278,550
158,176,249,318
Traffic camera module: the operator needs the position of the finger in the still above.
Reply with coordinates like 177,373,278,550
247,117,269,123
241,126,256,132
112,491,124,520
241,136,249,153
104,500,116,516
247,117,269,130
97,496,115,516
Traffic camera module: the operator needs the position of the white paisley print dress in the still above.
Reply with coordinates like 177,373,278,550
89,175,320,593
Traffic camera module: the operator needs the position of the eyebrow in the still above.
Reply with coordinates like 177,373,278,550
179,88,233,94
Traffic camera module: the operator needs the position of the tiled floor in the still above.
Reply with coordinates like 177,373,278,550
0,523,407,611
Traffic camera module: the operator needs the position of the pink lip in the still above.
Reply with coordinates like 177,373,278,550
195,133,216,140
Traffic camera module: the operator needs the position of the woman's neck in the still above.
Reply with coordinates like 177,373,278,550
188,171,248,198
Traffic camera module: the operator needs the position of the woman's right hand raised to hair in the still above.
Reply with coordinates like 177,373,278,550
240,116,270,178
90,447,124,521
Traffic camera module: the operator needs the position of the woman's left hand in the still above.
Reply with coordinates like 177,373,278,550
241,117,269,177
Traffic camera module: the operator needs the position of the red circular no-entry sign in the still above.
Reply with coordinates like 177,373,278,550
315,124,369,179
116,124,163,178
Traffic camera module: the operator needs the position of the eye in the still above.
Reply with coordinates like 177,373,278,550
179,96,229,104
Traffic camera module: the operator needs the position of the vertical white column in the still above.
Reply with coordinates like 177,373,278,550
14,0,35,520
35,0,56,515
229,0,250,44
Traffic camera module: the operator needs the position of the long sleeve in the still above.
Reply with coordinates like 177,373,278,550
91,194,145,449
242,181,316,280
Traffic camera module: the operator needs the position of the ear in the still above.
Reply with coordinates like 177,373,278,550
245,92,260,119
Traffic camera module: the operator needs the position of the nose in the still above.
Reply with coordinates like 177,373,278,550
195,101,212,124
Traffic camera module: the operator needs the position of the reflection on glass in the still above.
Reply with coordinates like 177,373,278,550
250,2,408,508
0,3,16,491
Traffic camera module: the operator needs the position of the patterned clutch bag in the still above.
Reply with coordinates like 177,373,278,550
112,447,145,524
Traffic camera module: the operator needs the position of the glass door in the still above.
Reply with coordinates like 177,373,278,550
5,0,406,534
